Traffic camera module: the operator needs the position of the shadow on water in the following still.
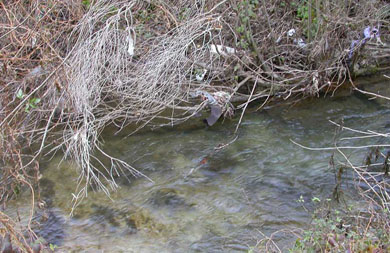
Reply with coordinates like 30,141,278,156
7,78,390,252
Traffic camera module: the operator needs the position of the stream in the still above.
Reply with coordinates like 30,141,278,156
7,76,390,252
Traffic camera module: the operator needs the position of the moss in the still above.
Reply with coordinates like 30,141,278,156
354,65,380,78
127,208,175,236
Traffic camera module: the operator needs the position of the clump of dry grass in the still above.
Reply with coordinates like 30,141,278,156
61,0,229,207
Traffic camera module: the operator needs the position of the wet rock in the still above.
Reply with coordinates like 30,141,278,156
87,204,140,235
88,204,174,236
32,209,66,246
90,204,121,227
1,234,13,253
0,233,43,253
148,188,193,210
32,243,43,253
126,208,170,235
38,178,56,207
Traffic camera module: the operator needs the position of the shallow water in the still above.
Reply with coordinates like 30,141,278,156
8,77,390,252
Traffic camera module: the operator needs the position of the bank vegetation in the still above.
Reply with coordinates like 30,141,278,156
1,0,390,251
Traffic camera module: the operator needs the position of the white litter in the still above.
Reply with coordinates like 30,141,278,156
195,69,207,81
287,28,296,37
312,72,319,89
126,31,135,56
294,38,307,48
276,28,298,44
31,36,37,48
213,91,231,101
210,44,236,56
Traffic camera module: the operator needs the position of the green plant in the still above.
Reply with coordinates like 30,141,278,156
293,0,319,41
81,0,91,8
297,195,305,203
16,89,41,113
16,89,24,99
49,243,58,251
290,203,390,252
25,98,41,112
12,184,21,196
311,196,320,203
234,0,259,50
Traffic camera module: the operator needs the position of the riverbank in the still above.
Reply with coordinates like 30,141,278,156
1,1,390,251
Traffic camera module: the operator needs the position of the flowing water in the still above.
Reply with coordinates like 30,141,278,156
7,76,390,252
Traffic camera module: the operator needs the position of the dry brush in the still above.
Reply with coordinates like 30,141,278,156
0,0,390,250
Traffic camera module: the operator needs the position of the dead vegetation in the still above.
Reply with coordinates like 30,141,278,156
1,0,390,251
286,115,390,252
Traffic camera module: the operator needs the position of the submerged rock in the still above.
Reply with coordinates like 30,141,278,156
148,188,194,211
32,209,66,246
0,234,13,253
38,178,56,207
86,203,178,237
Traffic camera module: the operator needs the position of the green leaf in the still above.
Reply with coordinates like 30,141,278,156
49,244,57,251
16,89,24,99
248,9,255,18
82,0,91,8
13,185,20,195
31,98,41,104
312,197,321,203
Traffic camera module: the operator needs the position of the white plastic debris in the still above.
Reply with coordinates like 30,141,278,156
127,35,134,56
287,28,296,37
363,26,385,45
27,66,43,78
195,69,207,81
275,28,296,43
72,132,79,141
312,72,319,90
126,29,135,56
213,91,231,101
31,36,37,48
294,38,307,48
210,44,236,56
224,46,236,54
